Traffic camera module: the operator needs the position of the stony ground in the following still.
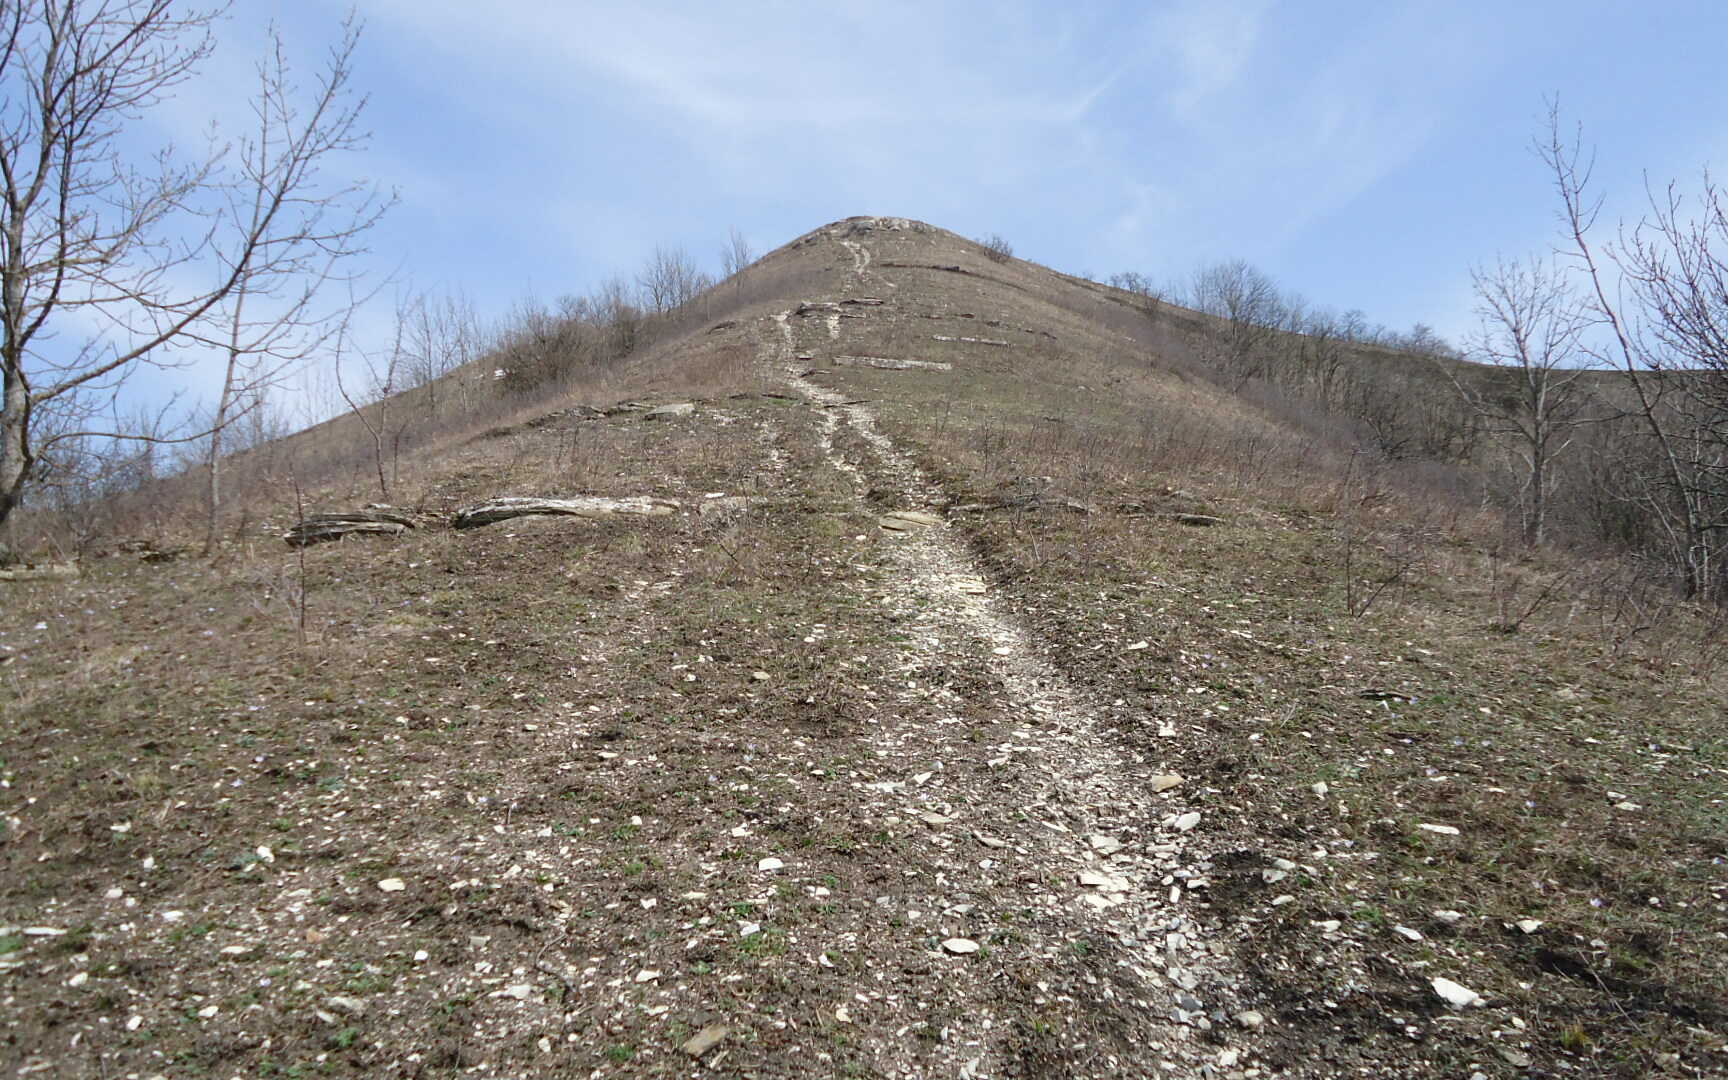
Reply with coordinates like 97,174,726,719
2,218,1724,1079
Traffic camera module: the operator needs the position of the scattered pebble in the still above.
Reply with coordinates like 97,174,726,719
942,938,980,955
377,878,406,892
1432,976,1485,1009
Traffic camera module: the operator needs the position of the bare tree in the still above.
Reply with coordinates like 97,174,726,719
1190,259,1285,380
199,19,390,554
1540,102,1728,596
977,234,1014,263
1445,255,1597,545
1107,270,1170,321
332,326,396,499
636,245,710,314
0,1,385,552
719,227,754,279
399,288,486,414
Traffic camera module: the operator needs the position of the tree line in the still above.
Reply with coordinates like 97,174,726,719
1102,106,1728,602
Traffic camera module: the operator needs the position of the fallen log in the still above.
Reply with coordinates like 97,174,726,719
952,495,1095,515
452,495,681,529
0,562,79,582
284,510,416,547
879,510,943,531
833,355,952,372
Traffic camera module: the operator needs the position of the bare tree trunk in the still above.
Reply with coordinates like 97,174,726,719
0,367,26,558
203,290,249,555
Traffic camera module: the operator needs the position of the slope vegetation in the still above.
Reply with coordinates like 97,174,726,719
1,218,1724,1079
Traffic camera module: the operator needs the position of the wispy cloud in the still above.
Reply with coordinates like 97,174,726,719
1141,0,1272,121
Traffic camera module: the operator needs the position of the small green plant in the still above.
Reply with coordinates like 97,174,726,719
606,1044,634,1063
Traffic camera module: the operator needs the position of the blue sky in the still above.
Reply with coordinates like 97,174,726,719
147,0,1728,410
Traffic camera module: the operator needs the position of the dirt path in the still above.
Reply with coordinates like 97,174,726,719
760,227,1264,1077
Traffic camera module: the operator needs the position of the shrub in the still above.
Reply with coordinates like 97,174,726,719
978,234,1013,263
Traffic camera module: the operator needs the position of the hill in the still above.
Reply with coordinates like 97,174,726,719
1,217,1724,1079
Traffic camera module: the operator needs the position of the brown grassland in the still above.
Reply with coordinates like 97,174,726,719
1,218,1723,1079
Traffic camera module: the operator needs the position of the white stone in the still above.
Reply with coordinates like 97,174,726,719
1432,976,1485,1009
1088,834,1124,855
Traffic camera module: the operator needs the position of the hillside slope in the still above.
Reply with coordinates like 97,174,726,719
2,218,1724,1079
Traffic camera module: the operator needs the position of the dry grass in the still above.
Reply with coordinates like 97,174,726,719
3,217,1725,1078
806,237,1728,1075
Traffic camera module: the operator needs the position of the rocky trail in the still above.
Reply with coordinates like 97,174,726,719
750,222,1262,1076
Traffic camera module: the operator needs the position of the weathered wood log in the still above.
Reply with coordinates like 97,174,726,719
452,496,681,530
0,562,79,582
284,510,416,547
952,494,1095,515
879,510,943,531
833,356,952,372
